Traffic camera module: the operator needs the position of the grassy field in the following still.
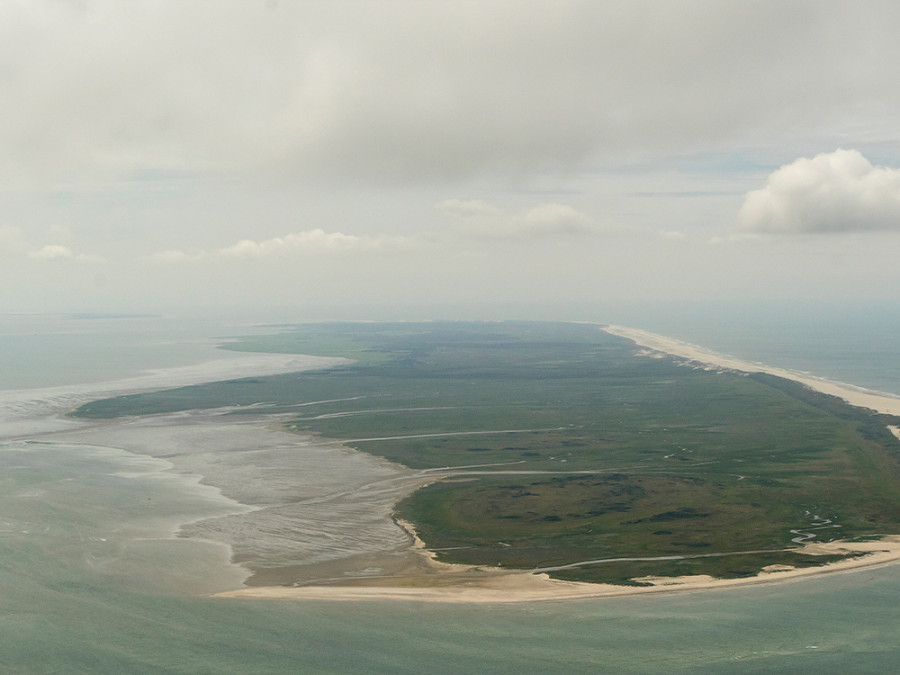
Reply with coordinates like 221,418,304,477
72,321,900,584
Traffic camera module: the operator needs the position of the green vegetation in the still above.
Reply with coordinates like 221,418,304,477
72,321,900,584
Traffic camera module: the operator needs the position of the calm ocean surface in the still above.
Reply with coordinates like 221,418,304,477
2,309,899,674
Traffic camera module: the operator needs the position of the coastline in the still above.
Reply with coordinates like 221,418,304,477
602,324,900,417
213,529,900,604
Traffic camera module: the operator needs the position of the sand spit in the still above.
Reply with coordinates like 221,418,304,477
602,324,900,417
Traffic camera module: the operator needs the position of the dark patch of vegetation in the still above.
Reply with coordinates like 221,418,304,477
640,508,711,523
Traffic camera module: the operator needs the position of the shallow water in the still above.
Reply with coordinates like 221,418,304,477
0,440,249,597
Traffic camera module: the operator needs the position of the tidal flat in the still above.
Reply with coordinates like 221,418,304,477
73,321,900,588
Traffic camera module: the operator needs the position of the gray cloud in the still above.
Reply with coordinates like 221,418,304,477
737,149,900,234
4,2,900,188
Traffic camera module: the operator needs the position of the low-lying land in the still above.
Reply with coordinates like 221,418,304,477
73,321,900,588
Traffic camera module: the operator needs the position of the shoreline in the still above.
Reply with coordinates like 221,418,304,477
602,324,900,417
213,530,900,604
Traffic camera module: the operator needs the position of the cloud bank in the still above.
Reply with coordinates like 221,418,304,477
4,2,900,188
737,149,900,234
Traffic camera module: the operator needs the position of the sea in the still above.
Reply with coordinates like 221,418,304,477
1,306,899,674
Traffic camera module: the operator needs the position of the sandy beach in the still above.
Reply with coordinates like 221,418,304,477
602,324,900,417
213,324,900,603
214,531,900,604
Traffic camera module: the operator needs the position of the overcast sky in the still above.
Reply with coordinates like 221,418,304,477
3,0,900,319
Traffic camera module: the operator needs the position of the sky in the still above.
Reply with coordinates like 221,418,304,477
2,0,900,320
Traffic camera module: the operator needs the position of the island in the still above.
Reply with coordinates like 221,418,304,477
71,321,900,601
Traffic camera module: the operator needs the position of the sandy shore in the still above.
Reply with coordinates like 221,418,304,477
602,324,900,417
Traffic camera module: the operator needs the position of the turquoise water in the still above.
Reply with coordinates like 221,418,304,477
2,310,900,673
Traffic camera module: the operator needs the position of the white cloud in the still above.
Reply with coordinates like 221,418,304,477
30,245,105,263
218,230,389,258
439,200,597,239
737,149,900,234
29,245,75,260
660,230,687,241
152,228,412,262
0,225,102,262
